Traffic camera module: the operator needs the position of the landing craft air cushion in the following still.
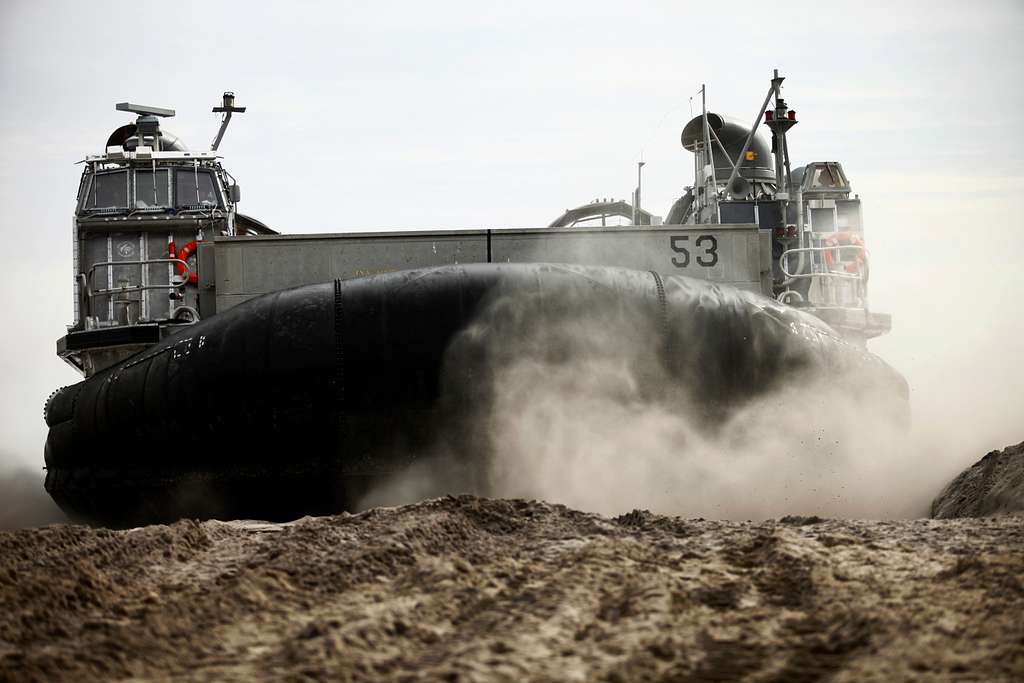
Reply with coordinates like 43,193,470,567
44,74,906,524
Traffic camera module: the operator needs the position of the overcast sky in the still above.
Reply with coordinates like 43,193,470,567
1,0,1022,475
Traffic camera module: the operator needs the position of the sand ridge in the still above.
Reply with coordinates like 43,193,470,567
1,496,1022,682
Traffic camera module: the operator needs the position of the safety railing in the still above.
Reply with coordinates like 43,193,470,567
779,244,870,310
779,245,866,282
86,258,192,301
84,257,196,325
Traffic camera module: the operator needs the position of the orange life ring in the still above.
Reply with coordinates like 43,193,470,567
823,232,866,275
169,240,199,285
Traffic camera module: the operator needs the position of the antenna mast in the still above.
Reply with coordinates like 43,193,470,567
633,159,645,225
763,69,797,196
210,92,247,151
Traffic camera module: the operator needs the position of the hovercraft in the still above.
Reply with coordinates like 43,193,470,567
44,74,906,525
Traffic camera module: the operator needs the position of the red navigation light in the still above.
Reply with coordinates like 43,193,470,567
765,111,774,121
774,227,785,238
788,110,796,121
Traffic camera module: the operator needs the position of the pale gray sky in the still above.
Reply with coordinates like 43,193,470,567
1,0,1022,472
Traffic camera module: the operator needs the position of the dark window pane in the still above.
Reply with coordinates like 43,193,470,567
836,201,861,231
757,201,783,229
811,166,836,189
810,164,848,190
810,207,835,232
176,169,221,208
135,169,170,208
720,201,755,223
87,171,128,208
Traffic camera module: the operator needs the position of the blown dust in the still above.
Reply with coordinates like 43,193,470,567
3,291,1024,682
362,285,952,521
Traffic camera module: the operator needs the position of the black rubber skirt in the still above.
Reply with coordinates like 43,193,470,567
43,263,906,525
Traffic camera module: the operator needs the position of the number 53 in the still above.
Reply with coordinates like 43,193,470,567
670,234,718,268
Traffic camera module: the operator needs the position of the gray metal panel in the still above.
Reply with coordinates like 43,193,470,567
146,231,170,320
213,232,488,310
212,226,766,312
490,224,763,287
197,241,217,317
216,294,261,310
758,230,772,293
109,233,143,324
82,235,110,322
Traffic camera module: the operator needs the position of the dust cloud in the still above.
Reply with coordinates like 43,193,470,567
362,283,961,521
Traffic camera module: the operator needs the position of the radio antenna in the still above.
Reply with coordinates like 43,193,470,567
210,92,246,151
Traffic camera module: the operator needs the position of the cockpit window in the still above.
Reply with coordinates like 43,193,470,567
175,168,221,208
809,163,848,190
84,170,128,209
812,166,837,188
134,169,170,208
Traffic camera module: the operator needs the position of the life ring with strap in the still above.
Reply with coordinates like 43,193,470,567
168,240,199,285
823,231,866,275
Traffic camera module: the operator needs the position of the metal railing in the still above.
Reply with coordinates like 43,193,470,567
779,245,866,281
86,258,191,301
778,244,870,310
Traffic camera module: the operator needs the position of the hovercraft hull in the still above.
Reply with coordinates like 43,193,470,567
44,263,906,525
